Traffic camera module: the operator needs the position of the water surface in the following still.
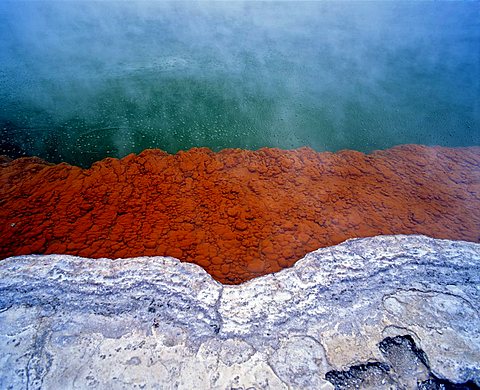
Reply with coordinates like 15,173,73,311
1,1,479,166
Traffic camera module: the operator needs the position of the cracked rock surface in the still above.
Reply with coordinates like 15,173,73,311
1,145,479,284
0,235,479,389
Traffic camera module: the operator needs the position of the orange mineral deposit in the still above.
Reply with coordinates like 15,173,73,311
1,145,479,284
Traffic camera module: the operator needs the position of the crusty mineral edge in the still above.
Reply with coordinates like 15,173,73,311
1,144,479,284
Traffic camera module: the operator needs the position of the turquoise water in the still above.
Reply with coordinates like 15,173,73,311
0,2,479,167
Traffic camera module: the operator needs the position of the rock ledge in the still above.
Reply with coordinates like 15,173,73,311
0,235,479,389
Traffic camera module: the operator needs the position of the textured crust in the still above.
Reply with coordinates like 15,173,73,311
1,145,479,283
0,236,479,388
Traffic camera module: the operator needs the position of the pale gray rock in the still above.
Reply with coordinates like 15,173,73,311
0,235,479,389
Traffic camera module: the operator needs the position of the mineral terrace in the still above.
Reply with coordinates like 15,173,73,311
0,235,479,389
1,145,479,284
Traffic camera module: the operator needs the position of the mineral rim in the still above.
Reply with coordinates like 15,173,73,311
0,236,479,389
1,145,479,283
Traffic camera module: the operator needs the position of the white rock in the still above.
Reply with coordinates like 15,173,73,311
0,235,479,389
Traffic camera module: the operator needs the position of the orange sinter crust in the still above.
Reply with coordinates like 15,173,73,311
1,145,479,284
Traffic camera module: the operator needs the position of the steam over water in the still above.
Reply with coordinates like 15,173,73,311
0,2,479,167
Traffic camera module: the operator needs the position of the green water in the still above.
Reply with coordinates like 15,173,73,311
1,2,479,167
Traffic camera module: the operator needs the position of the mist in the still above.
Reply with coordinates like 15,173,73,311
0,1,479,167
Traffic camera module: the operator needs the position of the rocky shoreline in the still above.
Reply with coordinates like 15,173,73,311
1,235,479,389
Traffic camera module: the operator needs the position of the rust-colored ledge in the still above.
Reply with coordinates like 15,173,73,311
1,145,479,284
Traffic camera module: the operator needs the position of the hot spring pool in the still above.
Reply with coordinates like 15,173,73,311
0,1,478,166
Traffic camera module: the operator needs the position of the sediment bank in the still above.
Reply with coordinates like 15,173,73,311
1,145,479,283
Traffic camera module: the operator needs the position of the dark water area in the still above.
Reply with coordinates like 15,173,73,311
0,1,479,167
